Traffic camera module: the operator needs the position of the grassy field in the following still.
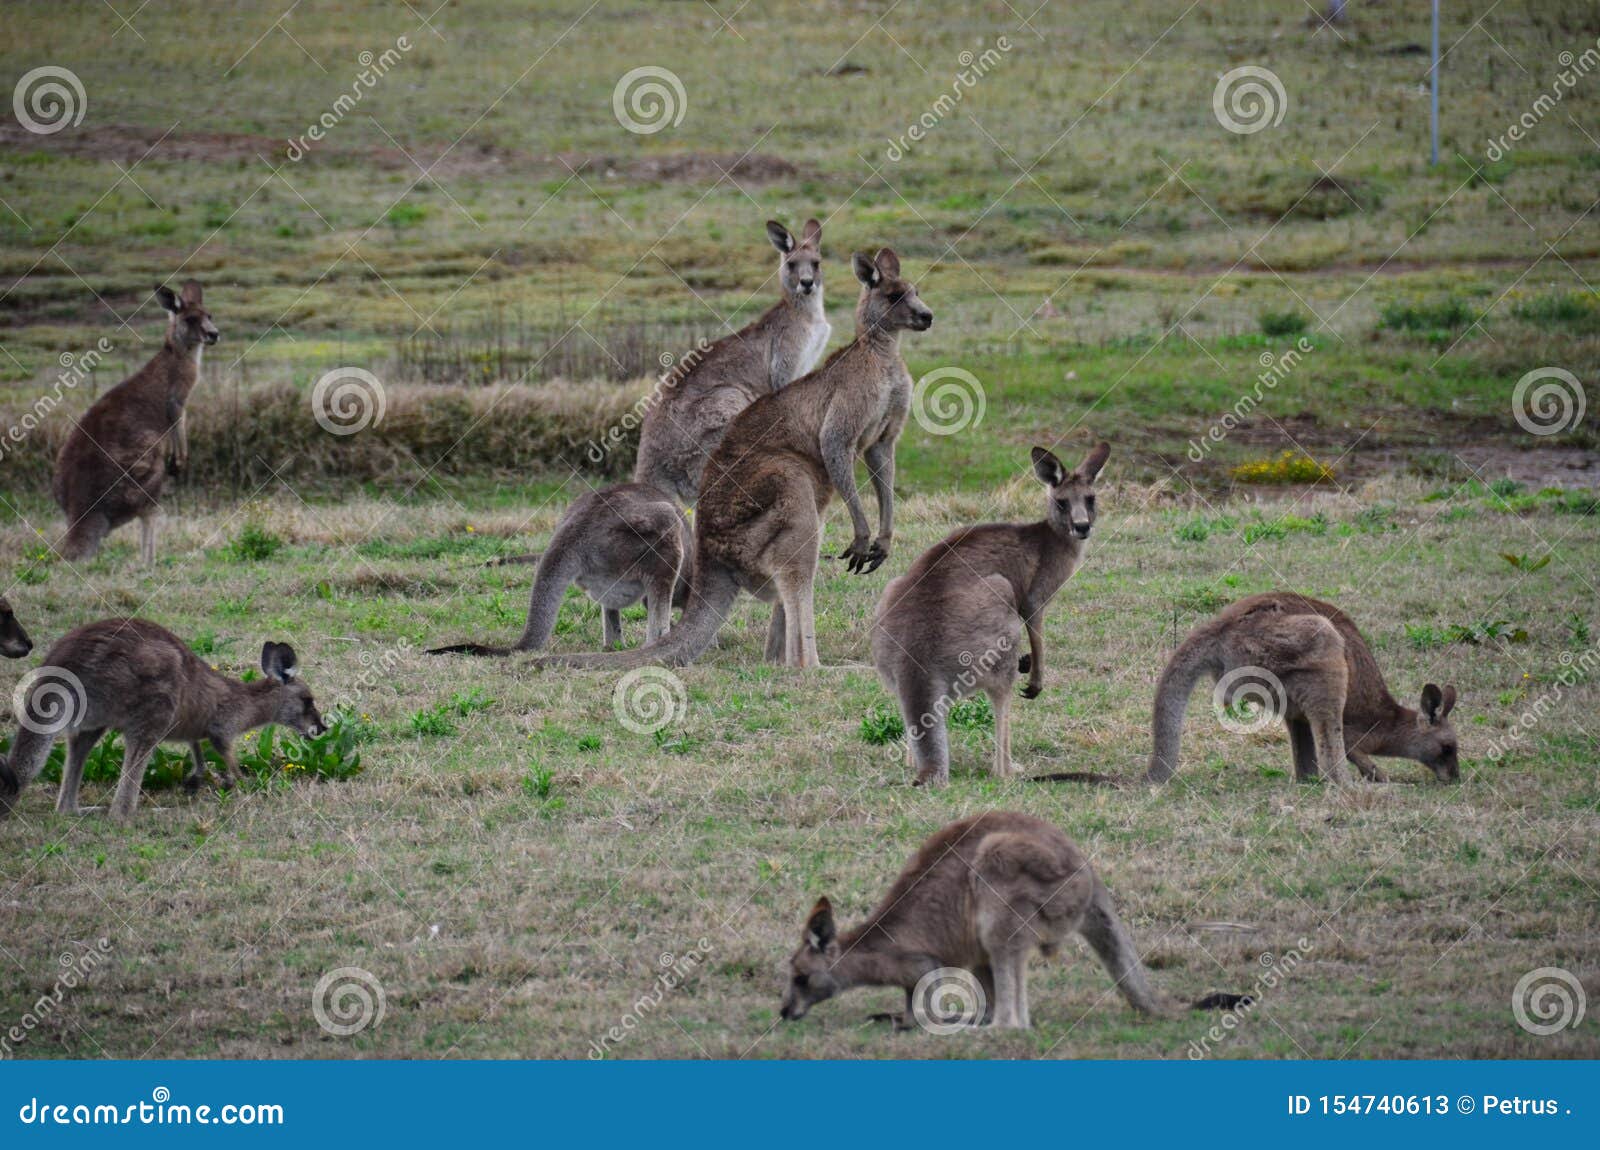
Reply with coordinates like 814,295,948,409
1,0,1597,1059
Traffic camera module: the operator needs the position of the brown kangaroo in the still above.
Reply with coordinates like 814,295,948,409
525,247,932,671
2,620,322,823
427,483,693,656
780,811,1243,1030
1146,592,1461,784
53,281,218,564
872,442,1109,786
0,597,33,659
634,218,832,505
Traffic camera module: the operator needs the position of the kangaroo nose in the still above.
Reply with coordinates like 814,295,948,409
1073,522,1092,538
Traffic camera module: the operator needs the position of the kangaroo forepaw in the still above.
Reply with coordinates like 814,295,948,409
1020,682,1042,700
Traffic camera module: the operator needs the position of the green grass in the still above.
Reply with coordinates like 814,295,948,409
0,0,1597,1063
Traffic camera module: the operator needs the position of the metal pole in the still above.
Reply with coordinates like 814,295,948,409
1431,0,1440,165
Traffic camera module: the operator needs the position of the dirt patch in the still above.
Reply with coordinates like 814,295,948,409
0,124,798,185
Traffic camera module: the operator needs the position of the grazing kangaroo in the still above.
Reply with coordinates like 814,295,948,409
522,247,932,672
780,811,1243,1030
872,442,1109,786
634,218,832,505
428,484,693,656
1,620,322,823
53,280,219,564
0,597,33,658
1146,592,1461,784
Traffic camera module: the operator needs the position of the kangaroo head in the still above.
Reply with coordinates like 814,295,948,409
767,218,822,301
1032,441,1110,541
1409,683,1459,781
852,248,932,336
260,641,324,737
780,897,843,1021
155,279,219,352
0,596,32,659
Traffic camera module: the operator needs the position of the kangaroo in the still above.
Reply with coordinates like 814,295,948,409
633,218,831,505
872,442,1109,786
780,811,1244,1030
521,247,932,672
2,619,322,823
53,280,219,564
1146,591,1461,785
427,483,693,656
0,597,33,658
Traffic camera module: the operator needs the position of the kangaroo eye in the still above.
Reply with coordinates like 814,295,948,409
886,291,906,304
1085,495,1096,511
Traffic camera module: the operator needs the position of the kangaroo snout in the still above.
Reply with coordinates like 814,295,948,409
1072,521,1092,539
203,323,220,345
911,307,933,330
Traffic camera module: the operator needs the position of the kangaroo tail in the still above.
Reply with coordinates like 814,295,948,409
428,542,584,658
1027,771,1123,785
482,552,542,568
0,727,54,819
1146,630,1218,784
527,558,740,671
1079,882,1168,1016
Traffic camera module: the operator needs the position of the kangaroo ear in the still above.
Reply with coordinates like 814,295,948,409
1031,446,1066,487
179,279,203,308
1439,684,1458,720
155,285,181,314
801,217,821,247
1420,683,1443,724
852,252,880,287
766,220,795,254
1076,441,1111,483
805,897,836,950
874,248,901,279
262,642,299,683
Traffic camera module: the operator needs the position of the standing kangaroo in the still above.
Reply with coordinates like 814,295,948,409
1146,592,1461,784
53,280,219,564
2,620,322,823
0,597,33,658
523,247,932,671
872,442,1109,786
634,218,832,505
428,220,828,658
780,811,1242,1030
